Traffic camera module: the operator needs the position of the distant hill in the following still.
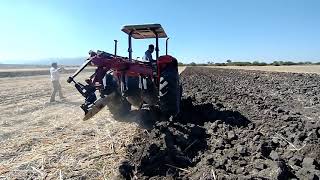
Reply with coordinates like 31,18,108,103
0,64,50,69
0,57,86,66
27,57,86,66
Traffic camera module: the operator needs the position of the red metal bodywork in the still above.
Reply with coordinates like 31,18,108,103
91,56,152,75
89,54,176,84
157,55,177,81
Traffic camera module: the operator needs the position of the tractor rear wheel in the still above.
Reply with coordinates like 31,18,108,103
159,65,181,117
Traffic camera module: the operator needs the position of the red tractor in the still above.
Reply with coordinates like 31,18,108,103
67,24,181,120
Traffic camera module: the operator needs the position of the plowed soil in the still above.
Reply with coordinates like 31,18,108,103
118,67,320,179
1,66,319,179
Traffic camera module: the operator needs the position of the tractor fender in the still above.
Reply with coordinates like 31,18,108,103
157,55,178,82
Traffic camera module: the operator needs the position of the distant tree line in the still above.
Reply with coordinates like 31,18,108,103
178,60,320,66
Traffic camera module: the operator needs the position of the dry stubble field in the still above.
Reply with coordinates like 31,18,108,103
0,67,185,179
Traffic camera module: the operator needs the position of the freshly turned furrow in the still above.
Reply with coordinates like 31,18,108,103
119,67,320,179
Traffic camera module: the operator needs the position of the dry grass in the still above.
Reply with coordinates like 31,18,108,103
0,72,141,179
0,67,186,179
210,65,320,74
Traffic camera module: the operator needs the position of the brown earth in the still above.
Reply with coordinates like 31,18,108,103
212,65,320,74
118,67,320,179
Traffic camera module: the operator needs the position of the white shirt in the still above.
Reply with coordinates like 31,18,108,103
50,67,60,81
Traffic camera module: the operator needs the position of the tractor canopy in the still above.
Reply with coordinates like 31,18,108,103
121,24,167,39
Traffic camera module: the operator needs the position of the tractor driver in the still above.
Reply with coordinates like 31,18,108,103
143,44,155,63
143,44,158,77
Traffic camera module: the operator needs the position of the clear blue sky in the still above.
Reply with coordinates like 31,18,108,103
0,0,319,64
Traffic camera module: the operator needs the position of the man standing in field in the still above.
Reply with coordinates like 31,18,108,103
50,62,65,102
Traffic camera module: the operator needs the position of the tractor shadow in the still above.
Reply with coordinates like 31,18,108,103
121,109,161,130
120,96,250,129
177,96,251,127
117,96,251,179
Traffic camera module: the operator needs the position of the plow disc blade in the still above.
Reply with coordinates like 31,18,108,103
83,97,109,121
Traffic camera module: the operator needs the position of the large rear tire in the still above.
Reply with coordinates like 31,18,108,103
159,65,181,117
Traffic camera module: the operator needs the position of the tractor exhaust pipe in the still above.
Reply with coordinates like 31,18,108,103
166,38,170,55
114,40,118,57
128,31,133,61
